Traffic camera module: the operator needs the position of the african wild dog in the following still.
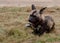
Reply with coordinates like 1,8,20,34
28,4,55,35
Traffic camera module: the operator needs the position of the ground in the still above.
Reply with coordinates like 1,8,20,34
0,6,60,43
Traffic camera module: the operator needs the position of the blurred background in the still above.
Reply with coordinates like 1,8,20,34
0,0,60,7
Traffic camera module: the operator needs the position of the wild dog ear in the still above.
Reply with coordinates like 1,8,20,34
39,7,47,14
31,4,36,10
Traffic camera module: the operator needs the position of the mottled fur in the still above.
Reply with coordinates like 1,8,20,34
28,4,55,35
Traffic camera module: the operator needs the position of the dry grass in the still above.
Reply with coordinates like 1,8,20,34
0,6,60,43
